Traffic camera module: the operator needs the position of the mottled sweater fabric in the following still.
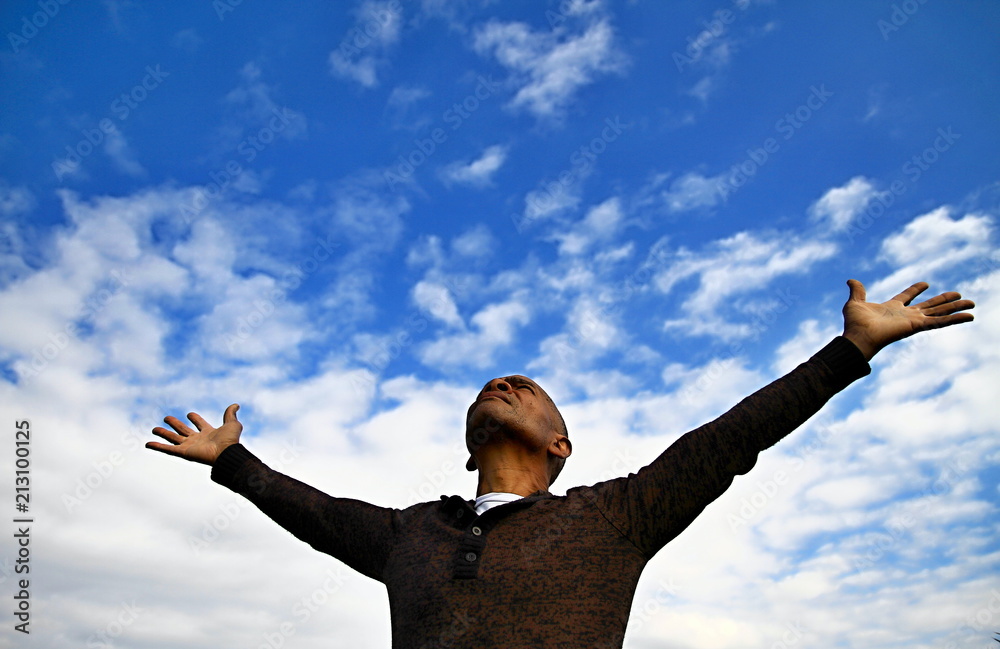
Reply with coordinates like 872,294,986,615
211,337,870,648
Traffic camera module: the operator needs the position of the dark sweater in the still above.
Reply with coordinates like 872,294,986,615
211,337,870,648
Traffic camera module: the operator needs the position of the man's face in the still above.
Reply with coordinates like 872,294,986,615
465,375,562,457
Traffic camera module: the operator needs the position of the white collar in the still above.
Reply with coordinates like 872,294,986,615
474,492,523,515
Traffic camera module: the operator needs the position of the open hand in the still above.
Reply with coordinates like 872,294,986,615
146,404,243,466
842,280,975,361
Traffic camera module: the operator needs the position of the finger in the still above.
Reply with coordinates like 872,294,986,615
921,312,975,330
187,412,213,432
915,291,962,309
163,415,194,436
150,427,186,445
223,403,240,424
145,441,183,456
846,279,866,302
892,281,929,306
922,297,976,317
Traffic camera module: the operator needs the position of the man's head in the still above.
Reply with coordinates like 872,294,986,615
465,375,571,489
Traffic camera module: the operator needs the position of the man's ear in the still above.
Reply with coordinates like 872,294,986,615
549,435,572,460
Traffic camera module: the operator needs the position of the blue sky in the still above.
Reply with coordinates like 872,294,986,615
0,1,998,647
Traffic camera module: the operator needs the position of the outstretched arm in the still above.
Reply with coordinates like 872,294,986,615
145,403,243,466
145,404,396,581
841,279,975,361
592,279,975,556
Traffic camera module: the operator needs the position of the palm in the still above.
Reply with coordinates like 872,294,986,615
842,280,975,360
146,404,243,466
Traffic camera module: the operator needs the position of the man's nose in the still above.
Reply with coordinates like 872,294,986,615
484,378,511,393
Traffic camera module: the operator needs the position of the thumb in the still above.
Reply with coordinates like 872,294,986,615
846,279,867,303
223,403,241,424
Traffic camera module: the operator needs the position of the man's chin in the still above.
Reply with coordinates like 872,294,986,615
466,405,506,451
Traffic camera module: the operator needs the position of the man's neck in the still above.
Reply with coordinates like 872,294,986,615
475,465,549,498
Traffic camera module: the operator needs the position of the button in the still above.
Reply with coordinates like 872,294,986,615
471,526,482,536
465,552,477,562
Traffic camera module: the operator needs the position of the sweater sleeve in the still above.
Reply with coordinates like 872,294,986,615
582,336,870,558
211,443,398,582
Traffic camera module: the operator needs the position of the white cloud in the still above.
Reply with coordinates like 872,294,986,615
330,51,379,88
522,176,583,225
221,62,307,147
171,27,202,53
655,231,838,340
451,224,494,258
659,171,727,212
560,0,605,17
329,0,404,88
103,127,146,177
412,280,464,328
387,85,429,107
555,196,624,255
870,207,993,297
0,185,996,649
879,207,991,266
473,17,627,120
0,221,35,283
0,181,35,216
385,84,432,128
772,318,841,376
686,74,720,103
809,176,879,232
330,172,411,251
419,297,531,368
439,144,508,187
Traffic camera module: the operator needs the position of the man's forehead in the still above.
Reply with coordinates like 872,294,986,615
480,375,540,390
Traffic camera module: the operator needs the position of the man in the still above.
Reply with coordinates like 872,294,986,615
147,280,974,648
